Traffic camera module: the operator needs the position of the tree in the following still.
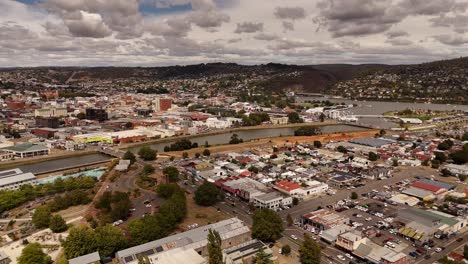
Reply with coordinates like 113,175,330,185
351,192,358,200
462,132,468,141
288,112,303,123
434,152,447,163
138,146,157,161
313,141,322,148
450,145,468,164
255,247,273,264
392,159,399,167
49,215,68,233
286,214,293,226
440,168,452,177
295,127,320,136
76,112,86,120
248,166,259,174
292,197,299,206
437,141,450,151
195,152,201,158
18,243,51,264
163,166,179,182
207,229,223,264
252,209,284,242
195,182,222,206
143,164,155,175
203,149,211,156
182,152,189,159
138,256,151,264
63,225,96,258
32,206,51,229
123,151,136,164
368,152,378,161
319,113,325,122
229,134,243,144
282,245,291,255
459,174,467,182
336,145,347,154
299,234,321,264
379,129,386,136
431,159,440,169
94,224,128,258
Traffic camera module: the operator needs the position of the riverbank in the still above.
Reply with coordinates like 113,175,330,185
117,121,342,150
162,129,379,158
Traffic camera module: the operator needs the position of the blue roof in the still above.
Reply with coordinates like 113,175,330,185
419,179,455,190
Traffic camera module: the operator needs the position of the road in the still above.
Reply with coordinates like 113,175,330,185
414,233,468,264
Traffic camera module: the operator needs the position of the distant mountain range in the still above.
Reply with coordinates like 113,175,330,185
1,57,467,103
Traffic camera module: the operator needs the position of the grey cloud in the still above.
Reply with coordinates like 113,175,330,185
430,14,468,33
386,30,409,39
274,7,306,20
282,21,294,32
316,0,405,37
433,35,468,46
227,38,242,43
398,0,460,15
187,11,230,28
253,33,279,41
385,38,413,46
43,22,72,38
234,22,263,34
146,17,192,38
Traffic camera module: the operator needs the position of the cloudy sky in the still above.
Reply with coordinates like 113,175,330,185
1,0,468,67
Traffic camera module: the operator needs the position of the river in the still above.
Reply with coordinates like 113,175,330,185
128,124,368,152
296,96,468,128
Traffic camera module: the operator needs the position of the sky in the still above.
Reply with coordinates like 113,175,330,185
1,0,468,67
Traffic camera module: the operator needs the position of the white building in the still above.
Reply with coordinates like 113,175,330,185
400,118,423,124
34,107,67,117
253,192,292,209
443,164,468,176
0,168,37,190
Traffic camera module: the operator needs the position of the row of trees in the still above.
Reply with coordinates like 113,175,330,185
294,126,320,136
94,191,132,225
164,139,198,152
138,146,157,161
0,176,96,214
128,184,187,245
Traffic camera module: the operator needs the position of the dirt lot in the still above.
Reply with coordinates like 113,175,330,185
178,194,230,232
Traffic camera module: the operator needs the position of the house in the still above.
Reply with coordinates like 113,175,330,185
116,160,131,171
148,248,206,264
69,251,101,264
351,157,371,168
253,192,292,209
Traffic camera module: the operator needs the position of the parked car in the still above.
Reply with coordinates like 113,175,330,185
337,255,346,261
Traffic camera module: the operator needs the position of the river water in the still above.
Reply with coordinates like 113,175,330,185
128,124,368,152
296,96,468,128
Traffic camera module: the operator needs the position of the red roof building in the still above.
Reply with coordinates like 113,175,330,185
274,180,301,194
410,181,446,195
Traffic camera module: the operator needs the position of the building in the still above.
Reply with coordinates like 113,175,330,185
86,108,108,121
253,192,292,209
319,224,352,244
0,168,37,190
115,218,251,264
442,164,468,176
349,137,393,148
0,143,49,158
116,160,131,171
153,98,172,111
32,128,57,138
354,238,407,264
68,251,101,264
400,118,423,124
217,177,268,201
301,209,349,231
397,207,467,243
223,239,273,264
0,151,14,161
148,248,206,264
336,230,366,251
0,251,11,264
35,117,60,128
270,116,288,125
34,107,67,118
